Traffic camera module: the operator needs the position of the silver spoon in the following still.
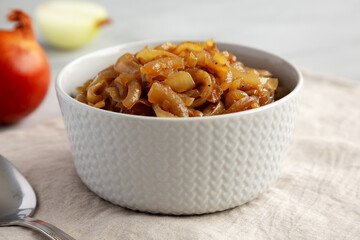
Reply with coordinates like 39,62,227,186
0,154,76,240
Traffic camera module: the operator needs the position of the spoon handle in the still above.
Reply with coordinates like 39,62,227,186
7,217,76,240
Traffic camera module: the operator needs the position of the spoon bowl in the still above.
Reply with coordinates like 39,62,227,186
0,155,36,223
0,154,75,240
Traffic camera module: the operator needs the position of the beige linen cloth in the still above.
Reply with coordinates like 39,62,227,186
0,69,359,240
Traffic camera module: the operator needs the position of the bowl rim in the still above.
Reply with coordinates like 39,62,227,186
56,40,303,122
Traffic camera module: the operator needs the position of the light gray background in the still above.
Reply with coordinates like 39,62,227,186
0,0,359,132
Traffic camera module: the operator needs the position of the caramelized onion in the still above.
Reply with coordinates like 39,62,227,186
148,82,188,117
74,39,281,117
114,53,141,74
122,80,141,109
164,71,195,93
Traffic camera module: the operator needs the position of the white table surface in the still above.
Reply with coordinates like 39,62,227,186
0,0,359,132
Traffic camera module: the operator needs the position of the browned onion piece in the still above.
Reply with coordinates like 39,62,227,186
75,93,87,103
76,79,92,93
178,94,195,106
172,41,204,55
255,69,272,77
140,57,185,76
148,81,188,117
152,104,177,118
225,96,259,114
203,101,225,116
87,81,106,104
105,87,122,103
89,66,119,88
191,85,212,108
183,89,201,98
164,71,195,93
154,41,176,51
225,89,248,109
188,108,204,117
136,47,177,64
113,81,128,99
184,52,198,68
114,53,141,74
122,80,141,109
90,100,105,108
114,72,141,86
195,51,229,81
213,52,228,65
186,69,212,108
207,84,223,103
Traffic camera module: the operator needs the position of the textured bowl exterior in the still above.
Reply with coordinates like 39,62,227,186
56,41,302,215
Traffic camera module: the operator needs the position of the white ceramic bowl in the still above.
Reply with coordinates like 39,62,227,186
56,41,303,215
